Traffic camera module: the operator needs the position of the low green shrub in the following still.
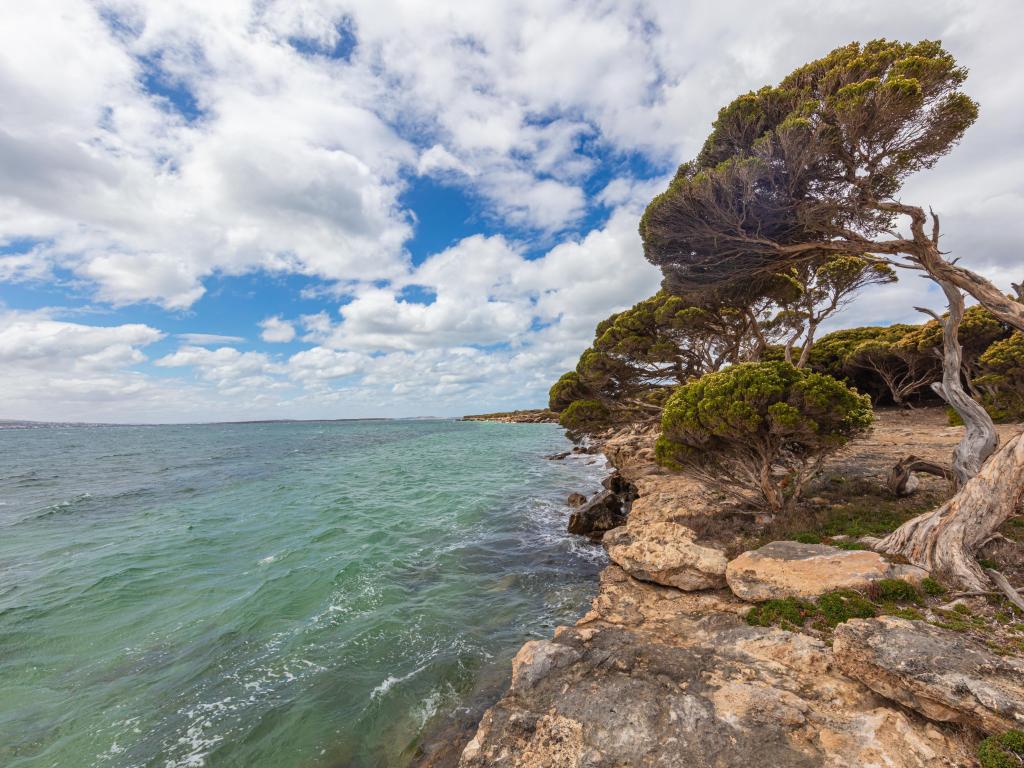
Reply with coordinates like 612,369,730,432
868,578,923,605
921,577,947,596
746,597,815,628
656,361,872,513
816,590,876,627
978,730,1024,768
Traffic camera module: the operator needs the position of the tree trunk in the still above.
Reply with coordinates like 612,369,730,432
928,279,998,486
795,321,819,369
877,433,1024,590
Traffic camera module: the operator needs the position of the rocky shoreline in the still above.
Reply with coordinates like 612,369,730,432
461,410,559,424
413,409,1024,767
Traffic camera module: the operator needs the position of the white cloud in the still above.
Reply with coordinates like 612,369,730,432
178,332,246,345
2,1,1023,421
259,316,297,343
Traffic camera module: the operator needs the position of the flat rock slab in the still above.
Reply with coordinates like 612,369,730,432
604,521,727,591
726,541,893,601
834,616,1024,734
459,619,966,767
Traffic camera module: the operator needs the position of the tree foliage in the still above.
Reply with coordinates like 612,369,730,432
655,361,873,513
974,332,1024,422
641,39,977,290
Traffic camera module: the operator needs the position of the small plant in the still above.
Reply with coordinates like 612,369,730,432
868,578,923,605
656,361,872,514
921,577,947,596
816,590,876,627
746,597,815,628
977,729,1024,768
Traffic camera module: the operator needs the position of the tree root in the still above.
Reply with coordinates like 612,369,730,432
985,568,1024,614
886,455,954,496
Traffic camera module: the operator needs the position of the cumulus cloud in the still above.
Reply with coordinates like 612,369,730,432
259,316,297,343
2,1,1023,421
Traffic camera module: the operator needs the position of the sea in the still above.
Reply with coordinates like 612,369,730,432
0,419,607,767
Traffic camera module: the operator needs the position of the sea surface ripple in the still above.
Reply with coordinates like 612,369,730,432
0,419,606,767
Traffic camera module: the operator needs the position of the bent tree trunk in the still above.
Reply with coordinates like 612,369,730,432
928,279,998,485
877,433,1024,590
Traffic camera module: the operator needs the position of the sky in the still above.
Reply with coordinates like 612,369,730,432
1,1,1022,423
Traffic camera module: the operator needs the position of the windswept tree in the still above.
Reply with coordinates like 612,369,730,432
549,289,791,434
974,332,1024,422
844,325,940,406
640,38,1024,588
775,256,897,368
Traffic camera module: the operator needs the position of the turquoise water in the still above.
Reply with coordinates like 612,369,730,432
0,420,606,767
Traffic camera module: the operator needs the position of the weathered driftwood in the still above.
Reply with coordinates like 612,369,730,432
886,455,954,497
986,568,1024,615
878,433,1024,590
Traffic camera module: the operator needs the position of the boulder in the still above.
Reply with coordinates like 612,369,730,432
604,521,727,591
834,616,1024,734
567,490,624,540
566,492,587,507
601,471,637,499
725,541,894,602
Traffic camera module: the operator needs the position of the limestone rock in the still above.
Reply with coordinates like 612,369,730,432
566,490,624,540
725,541,893,602
510,639,581,692
603,521,727,591
459,577,970,767
834,616,1024,734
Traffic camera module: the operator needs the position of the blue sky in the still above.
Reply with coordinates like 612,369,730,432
1,1,1022,422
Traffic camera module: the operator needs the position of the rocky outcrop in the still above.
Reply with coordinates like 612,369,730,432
834,616,1024,734
462,409,559,423
435,414,1022,768
603,521,727,591
566,490,625,540
458,567,969,767
726,541,902,601
566,492,586,507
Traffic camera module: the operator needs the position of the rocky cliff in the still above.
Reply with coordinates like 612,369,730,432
446,410,1024,767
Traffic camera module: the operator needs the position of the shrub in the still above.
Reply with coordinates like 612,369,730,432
975,332,1024,423
868,578,923,605
921,577,947,596
656,361,873,513
558,399,610,438
816,590,877,627
978,730,1024,768
746,597,815,628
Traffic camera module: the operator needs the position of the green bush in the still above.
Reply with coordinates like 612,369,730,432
746,597,815,628
868,578,923,605
978,730,1024,768
816,590,877,627
921,577,947,596
975,332,1024,423
558,399,610,437
656,361,873,513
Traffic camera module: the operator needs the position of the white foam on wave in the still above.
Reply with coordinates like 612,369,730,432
370,662,428,700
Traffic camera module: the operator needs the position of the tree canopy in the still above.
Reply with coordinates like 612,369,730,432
640,39,1023,333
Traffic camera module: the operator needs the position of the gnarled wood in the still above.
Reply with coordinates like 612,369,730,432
926,279,998,486
878,433,1024,590
886,455,953,497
